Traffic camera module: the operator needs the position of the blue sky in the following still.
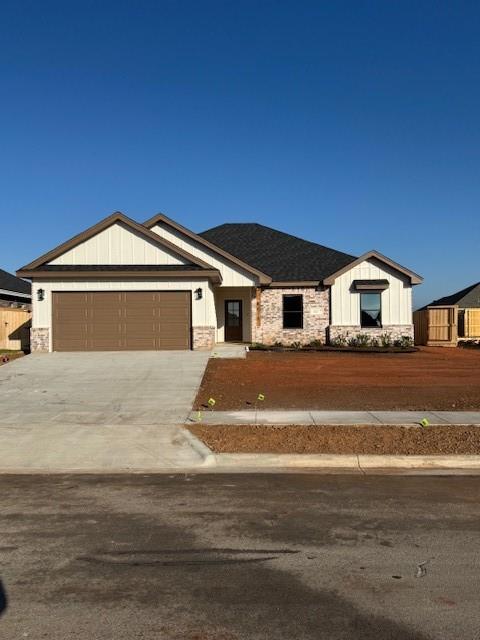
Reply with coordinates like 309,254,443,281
1,1,479,307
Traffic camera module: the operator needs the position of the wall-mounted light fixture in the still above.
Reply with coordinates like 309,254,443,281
194,287,203,300
37,288,45,301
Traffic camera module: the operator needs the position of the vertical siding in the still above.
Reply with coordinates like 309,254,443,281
330,258,413,325
151,223,258,286
48,223,187,266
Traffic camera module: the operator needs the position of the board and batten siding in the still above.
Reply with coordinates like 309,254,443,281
32,279,215,351
330,258,413,326
48,223,187,266
150,223,258,287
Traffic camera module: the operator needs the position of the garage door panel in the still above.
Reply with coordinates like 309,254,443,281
52,291,191,351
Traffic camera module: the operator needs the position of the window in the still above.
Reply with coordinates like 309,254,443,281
283,294,303,329
360,292,382,328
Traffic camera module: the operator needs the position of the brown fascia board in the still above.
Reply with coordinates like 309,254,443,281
323,250,423,286
18,211,217,272
17,268,222,284
144,212,272,284
268,281,321,288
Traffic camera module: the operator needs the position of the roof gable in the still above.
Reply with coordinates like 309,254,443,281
200,223,357,282
323,250,423,285
144,213,272,284
18,212,216,273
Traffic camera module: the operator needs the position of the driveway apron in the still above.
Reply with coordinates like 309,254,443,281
0,352,210,471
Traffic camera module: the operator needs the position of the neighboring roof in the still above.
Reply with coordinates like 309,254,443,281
323,250,423,285
424,282,480,308
144,213,272,284
17,212,216,275
199,223,357,282
0,268,31,297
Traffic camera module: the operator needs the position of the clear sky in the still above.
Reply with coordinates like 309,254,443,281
1,1,479,308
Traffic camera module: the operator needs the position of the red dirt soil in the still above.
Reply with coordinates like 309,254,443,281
189,424,480,455
194,347,480,411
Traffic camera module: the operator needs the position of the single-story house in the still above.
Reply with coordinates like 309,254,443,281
17,211,423,352
0,268,31,309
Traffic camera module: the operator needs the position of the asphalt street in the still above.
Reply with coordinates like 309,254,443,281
0,474,479,639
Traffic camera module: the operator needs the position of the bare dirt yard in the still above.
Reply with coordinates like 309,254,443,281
189,424,480,455
194,347,480,411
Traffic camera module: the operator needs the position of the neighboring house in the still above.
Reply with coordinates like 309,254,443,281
424,282,480,339
0,268,31,308
0,269,31,351
17,212,422,352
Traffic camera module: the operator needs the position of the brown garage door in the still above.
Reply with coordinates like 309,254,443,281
52,291,191,351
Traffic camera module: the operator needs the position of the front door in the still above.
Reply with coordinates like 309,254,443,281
225,300,243,342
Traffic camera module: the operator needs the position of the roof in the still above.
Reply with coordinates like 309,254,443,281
425,282,480,308
0,268,31,296
18,212,216,274
199,223,356,282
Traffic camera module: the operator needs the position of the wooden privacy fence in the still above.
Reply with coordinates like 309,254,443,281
413,305,458,346
0,308,31,351
462,308,480,338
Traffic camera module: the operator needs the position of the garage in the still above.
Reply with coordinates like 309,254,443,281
52,291,191,351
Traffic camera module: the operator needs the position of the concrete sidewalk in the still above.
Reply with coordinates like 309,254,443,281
187,409,480,425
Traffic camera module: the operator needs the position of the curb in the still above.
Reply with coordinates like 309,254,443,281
177,427,216,467
208,452,480,472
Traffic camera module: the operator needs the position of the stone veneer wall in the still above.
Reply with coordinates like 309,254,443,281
328,325,414,343
31,327,50,352
192,326,216,350
251,287,330,346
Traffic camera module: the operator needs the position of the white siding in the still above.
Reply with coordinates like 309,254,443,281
150,223,258,286
330,258,413,326
49,223,188,266
32,279,215,351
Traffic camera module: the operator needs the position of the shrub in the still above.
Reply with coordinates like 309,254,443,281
395,335,414,349
308,339,324,348
347,335,359,347
251,342,268,350
356,333,371,347
380,333,392,348
330,334,348,347
290,341,302,349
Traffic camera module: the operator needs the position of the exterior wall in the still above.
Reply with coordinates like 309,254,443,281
31,278,215,352
328,324,414,344
214,286,254,343
330,257,413,326
192,326,216,350
49,223,187,266
251,287,330,345
151,223,259,287
31,327,49,352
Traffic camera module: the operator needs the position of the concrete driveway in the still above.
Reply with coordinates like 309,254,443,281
0,352,210,471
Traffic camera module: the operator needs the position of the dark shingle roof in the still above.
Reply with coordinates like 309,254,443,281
0,268,31,295
426,282,480,308
199,223,356,281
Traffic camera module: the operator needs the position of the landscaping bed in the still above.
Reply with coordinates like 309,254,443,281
250,344,417,354
195,347,480,411
188,424,480,455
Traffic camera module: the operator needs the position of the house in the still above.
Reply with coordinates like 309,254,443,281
17,211,422,352
0,268,31,308
424,282,480,340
